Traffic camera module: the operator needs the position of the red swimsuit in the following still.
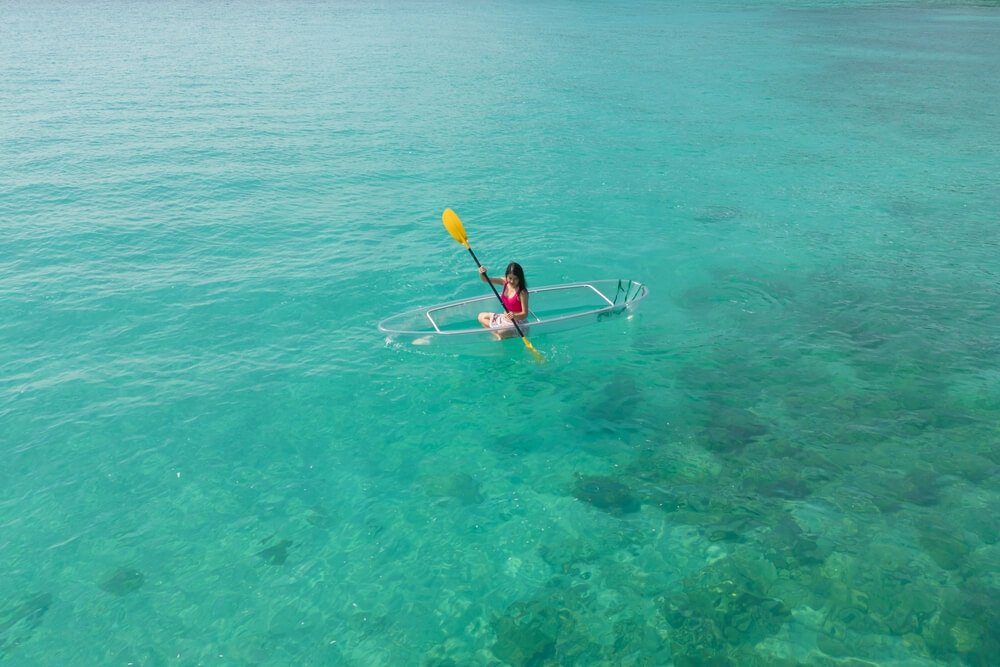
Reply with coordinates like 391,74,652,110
500,281,522,314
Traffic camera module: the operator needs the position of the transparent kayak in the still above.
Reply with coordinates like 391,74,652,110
378,279,648,346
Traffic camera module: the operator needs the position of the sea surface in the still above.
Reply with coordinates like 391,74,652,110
2,1,999,665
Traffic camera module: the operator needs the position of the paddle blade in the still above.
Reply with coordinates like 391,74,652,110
522,336,544,362
442,208,469,248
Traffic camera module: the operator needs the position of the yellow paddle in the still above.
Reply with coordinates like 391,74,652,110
442,208,543,362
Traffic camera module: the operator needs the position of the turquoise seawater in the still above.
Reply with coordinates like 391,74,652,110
2,1,999,664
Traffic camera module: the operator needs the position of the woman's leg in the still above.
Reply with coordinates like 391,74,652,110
478,312,493,328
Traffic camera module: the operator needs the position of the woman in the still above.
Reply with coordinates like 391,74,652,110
477,262,529,337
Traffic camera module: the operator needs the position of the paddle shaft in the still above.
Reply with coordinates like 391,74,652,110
465,246,529,339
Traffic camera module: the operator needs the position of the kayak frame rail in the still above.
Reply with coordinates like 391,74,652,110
425,281,617,332
381,280,648,338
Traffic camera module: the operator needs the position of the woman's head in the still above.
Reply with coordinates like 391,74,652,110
505,262,527,291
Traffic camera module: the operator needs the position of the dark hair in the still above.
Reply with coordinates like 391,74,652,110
505,262,527,292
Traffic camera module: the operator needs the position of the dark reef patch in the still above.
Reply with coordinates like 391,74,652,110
0,592,52,656
98,567,145,596
699,406,768,454
572,474,640,515
256,538,293,565
421,472,484,506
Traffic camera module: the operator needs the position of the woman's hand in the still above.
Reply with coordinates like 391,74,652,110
479,266,488,275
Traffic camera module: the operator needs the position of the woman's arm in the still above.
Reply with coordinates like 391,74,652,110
509,291,529,321
478,267,505,286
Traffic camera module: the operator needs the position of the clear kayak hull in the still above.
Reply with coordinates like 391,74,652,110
378,279,648,346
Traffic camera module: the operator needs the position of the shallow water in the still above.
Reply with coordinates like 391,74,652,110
2,1,999,664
